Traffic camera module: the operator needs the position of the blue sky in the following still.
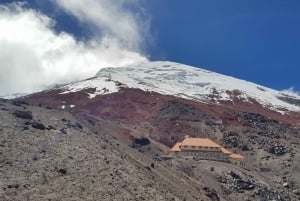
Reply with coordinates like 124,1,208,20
146,1,300,92
1,0,300,94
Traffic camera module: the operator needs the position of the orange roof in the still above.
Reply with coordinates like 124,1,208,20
169,138,245,161
229,154,245,160
221,147,232,155
180,138,221,148
170,143,182,152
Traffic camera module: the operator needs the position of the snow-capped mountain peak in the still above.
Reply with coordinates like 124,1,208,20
59,61,300,113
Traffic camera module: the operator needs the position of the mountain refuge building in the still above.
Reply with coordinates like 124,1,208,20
169,138,245,167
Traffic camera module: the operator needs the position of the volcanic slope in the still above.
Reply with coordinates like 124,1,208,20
2,98,300,201
22,61,300,128
15,61,300,200
0,98,220,201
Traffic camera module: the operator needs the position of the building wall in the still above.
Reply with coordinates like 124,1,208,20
175,151,229,162
229,158,245,167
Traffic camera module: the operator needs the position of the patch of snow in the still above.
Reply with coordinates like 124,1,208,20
61,105,65,109
70,105,75,108
59,77,120,98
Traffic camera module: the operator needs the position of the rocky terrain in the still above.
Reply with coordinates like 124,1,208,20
1,62,300,200
0,89,299,200
0,98,215,201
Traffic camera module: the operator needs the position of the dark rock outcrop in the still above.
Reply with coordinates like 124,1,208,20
265,142,287,156
218,171,255,191
11,100,29,107
203,187,220,201
32,122,46,130
13,110,33,120
132,137,150,147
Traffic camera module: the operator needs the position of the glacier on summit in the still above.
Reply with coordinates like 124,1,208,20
59,61,300,113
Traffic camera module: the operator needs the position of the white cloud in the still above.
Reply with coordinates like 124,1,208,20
281,87,300,97
54,0,148,51
0,1,148,96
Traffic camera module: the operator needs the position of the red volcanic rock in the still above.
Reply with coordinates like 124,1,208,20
21,87,300,129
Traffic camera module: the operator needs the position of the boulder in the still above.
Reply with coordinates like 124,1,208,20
13,110,33,120
12,100,29,106
32,122,46,130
